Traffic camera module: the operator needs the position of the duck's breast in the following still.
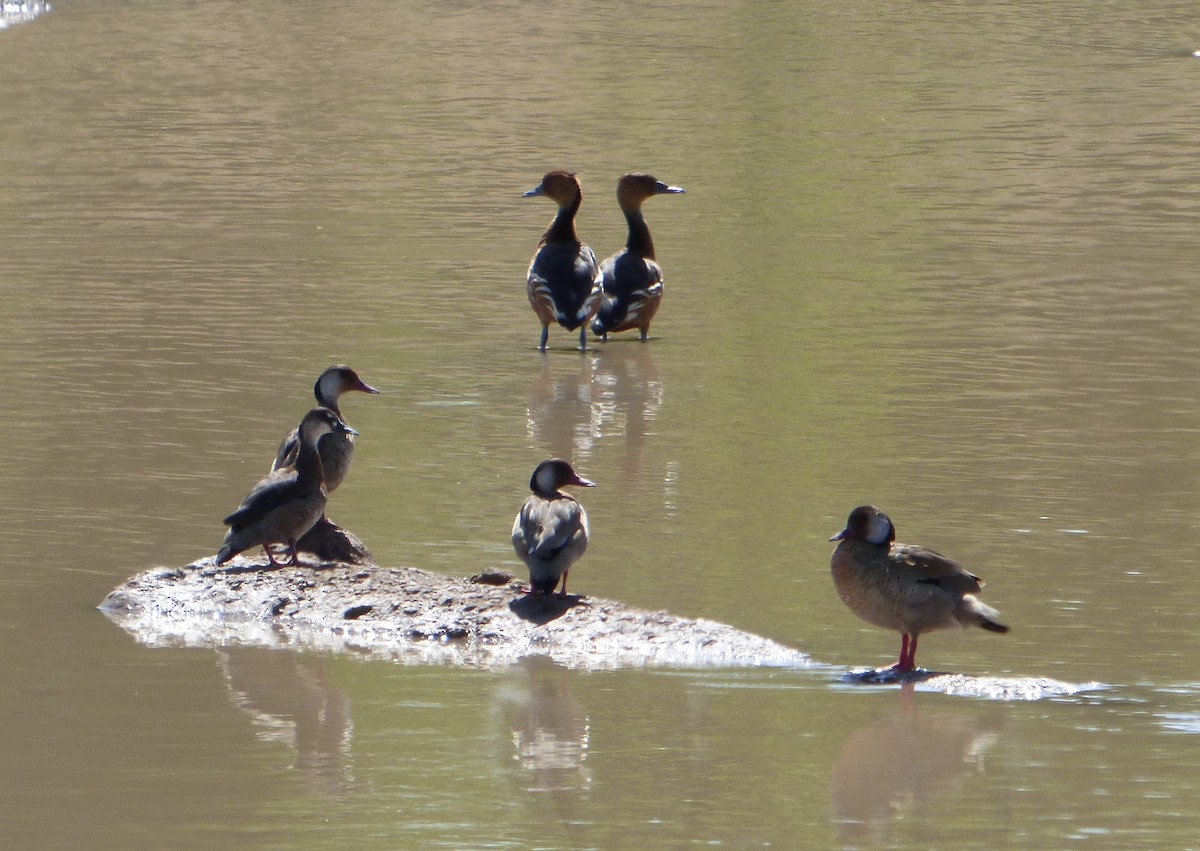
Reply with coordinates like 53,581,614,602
317,431,356,493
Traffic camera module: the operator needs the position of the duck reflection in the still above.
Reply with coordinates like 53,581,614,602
0,1,50,27
526,354,600,463
502,656,591,796
830,684,1004,843
590,343,663,483
217,648,354,795
525,344,663,482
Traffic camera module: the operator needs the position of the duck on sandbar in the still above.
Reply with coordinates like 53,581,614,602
522,171,603,351
272,365,379,495
591,173,684,342
217,407,356,567
829,505,1009,672
511,458,595,595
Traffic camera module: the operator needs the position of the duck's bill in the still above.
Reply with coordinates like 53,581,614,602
570,475,596,488
829,528,848,542
522,186,546,198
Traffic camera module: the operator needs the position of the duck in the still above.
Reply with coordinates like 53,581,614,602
511,458,595,595
272,365,379,495
522,171,603,351
217,407,357,567
829,505,1009,672
591,173,684,342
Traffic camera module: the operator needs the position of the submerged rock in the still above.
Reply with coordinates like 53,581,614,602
100,556,813,671
839,667,1104,701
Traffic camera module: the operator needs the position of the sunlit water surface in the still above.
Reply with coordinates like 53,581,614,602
2,1,1200,848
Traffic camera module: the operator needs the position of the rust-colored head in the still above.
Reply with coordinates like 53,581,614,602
523,171,584,207
616,172,685,211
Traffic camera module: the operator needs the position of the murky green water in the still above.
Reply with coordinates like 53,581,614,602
3,1,1200,847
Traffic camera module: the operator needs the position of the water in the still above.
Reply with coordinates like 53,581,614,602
3,1,1200,847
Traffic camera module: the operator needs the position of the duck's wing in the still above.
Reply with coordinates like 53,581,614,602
529,243,602,327
223,469,300,528
517,497,584,559
272,427,300,472
890,543,984,595
602,251,662,295
512,499,537,558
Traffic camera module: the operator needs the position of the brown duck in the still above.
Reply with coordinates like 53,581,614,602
522,171,603,351
830,505,1008,671
218,408,356,567
272,365,378,495
591,172,684,342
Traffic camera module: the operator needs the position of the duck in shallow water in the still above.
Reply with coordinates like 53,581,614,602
511,459,595,595
591,173,684,342
829,505,1009,672
272,365,379,495
217,407,356,567
523,171,603,351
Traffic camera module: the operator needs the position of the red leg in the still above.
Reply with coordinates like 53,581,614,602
899,634,919,672
263,544,281,566
558,569,569,597
285,539,301,566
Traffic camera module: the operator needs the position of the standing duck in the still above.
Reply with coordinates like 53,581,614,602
511,459,595,595
217,408,356,567
591,173,684,342
522,171,603,351
272,365,379,495
829,505,1008,672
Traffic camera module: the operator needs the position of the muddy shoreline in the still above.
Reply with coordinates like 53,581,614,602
100,553,814,671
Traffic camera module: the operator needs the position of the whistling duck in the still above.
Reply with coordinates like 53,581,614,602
829,505,1009,672
592,173,684,341
522,171,603,351
511,458,595,595
272,365,379,494
217,408,356,567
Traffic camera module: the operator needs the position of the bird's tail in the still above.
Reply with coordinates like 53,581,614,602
961,595,1010,634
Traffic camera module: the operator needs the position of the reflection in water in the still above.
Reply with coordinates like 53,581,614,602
525,345,664,483
0,1,50,28
218,648,354,796
830,685,1004,845
526,353,599,463
500,657,591,796
591,344,664,483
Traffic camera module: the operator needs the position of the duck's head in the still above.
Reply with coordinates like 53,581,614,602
530,458,596,497
297,407,358,446
523,170,583,207
616,172,685,211
830,505,895,546
315,365,380,408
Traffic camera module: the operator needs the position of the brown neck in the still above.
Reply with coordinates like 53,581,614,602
624,208,655,259
542,193,582,245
